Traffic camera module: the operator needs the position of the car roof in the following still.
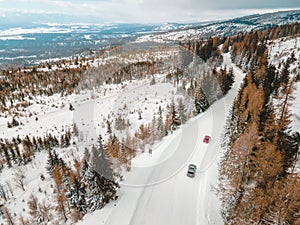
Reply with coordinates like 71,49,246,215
189,164,197,168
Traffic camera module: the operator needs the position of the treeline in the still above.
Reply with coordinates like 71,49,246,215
179,36,225,68
0,129,73,170
45,137,118,222
222,22,300,71
107,61,165,85
1,134,118,224
0,67,85,108
219,36,300,223
0,49,175,122
2,136,118,224
111,64,234,157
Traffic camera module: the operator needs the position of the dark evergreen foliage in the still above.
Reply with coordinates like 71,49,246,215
90,135,114,180
194,87,209,114
80,162,119,212
66,177,87,214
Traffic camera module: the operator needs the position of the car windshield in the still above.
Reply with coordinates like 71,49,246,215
189,165,196,169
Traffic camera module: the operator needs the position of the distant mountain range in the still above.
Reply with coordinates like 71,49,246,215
0,9,299,67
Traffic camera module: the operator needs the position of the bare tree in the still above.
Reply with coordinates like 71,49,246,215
28,194,38,219
41,200,51,222
13,168,26,191
53,164,68,221
2,206,15,225
18,215,30,225
5,181,14,197
28,194,44,224
0,183,8,201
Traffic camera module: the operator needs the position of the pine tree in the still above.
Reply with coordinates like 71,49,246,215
80,159,89,181
83,147,90,162
218,67,234,95
18,215,29,225
8,143,17,164
40,200,51,223
46,149,59,175
14,143,22,165
82,167,119,212
60,135,65,148
66,177,87,214
91,135,114,180
74,159,81,180
194,86,209,114
134,124,151,142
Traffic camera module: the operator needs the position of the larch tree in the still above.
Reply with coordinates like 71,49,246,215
28,194,44,224
2,206,15,225
53,164,68,222
13,168,26,191
165,101,181,132
106,134,120,159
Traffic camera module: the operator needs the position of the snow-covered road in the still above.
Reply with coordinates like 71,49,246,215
79,53,245,225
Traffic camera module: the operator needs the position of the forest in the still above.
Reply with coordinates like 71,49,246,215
0,21,299,224
219,23,300,224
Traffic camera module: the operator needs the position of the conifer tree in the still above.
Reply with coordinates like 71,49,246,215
3,144,12,167
66,177,87,214
194,86,209,114
91,135,114,180
28,194,44,224
46,149,58,175
53,164,68,222
2,206,15,225
106,134,120,159
82,167,119,212
166,101,181,131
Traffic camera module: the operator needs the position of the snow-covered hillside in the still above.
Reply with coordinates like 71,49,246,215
268,36,300,129
268,36,300,173
1,11,300,225
75,53,245,225
136,10,300,43
0,41,239,224
0,54,194,224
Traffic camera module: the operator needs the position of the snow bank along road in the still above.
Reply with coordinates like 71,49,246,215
79,53,245,225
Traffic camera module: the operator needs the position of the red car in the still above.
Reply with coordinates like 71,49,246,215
203,135,211,143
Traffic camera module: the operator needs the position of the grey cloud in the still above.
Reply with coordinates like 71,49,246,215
140,0,300,11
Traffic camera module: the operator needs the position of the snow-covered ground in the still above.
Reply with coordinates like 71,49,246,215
0,68,190,224
268,36,300,173
268,36,300,133
2,34,299,224
76,53,245,225
1,49,244,224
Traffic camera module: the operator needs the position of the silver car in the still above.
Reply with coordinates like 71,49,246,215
187,164,197,178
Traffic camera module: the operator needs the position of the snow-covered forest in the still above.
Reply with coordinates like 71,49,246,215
0,11,299,225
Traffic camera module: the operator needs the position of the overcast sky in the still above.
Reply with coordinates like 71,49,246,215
0,0,299,24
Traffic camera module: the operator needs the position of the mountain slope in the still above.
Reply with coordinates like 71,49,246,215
78,52,245,225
